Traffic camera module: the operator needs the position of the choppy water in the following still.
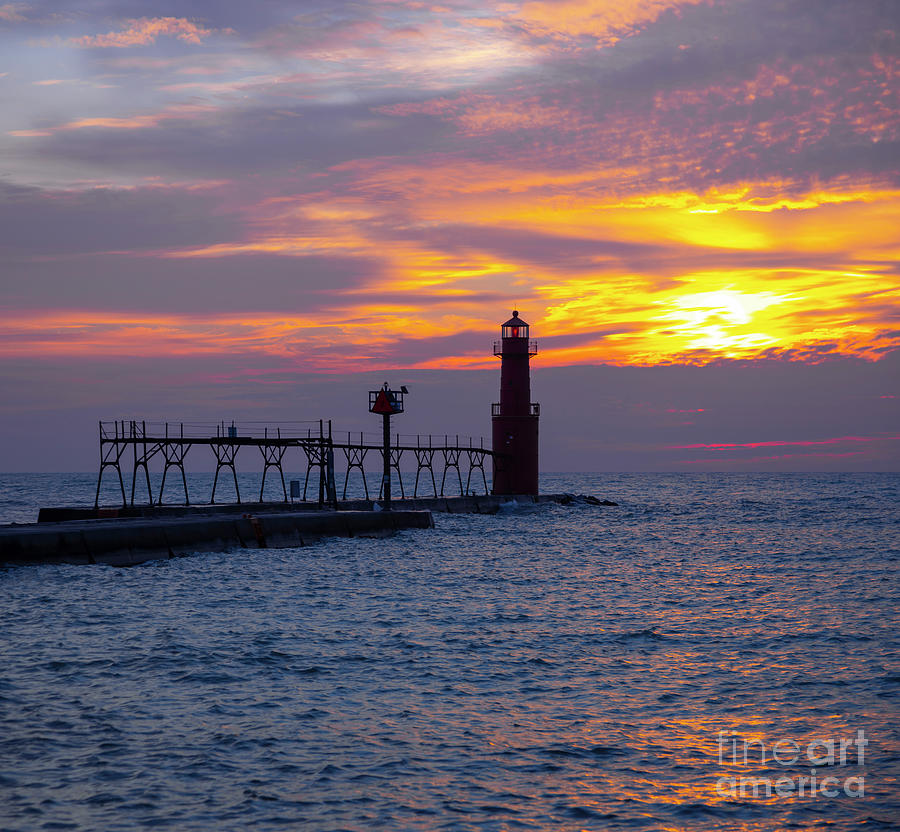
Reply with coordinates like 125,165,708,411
1,473,899,830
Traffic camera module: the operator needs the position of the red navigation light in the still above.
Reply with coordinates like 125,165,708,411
370,390,395,414
501,310,529,340
369,383,405,415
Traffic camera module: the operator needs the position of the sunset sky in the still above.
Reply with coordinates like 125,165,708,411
1,0,897,471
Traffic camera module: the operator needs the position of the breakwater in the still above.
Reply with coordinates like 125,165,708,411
37,493,580,523
3,494,611,567
1,509,433,567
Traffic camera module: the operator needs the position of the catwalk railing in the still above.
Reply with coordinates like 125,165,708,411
95,420,495,508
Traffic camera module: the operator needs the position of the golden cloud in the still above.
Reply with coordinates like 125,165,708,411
69,17,216,48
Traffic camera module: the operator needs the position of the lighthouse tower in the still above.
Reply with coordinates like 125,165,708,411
491,311,539,495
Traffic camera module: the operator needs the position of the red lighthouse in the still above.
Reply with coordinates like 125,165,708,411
492,311,539,495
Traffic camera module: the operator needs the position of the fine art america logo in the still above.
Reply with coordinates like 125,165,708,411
716,730,867,799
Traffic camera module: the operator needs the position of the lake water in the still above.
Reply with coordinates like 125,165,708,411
1,473,898,830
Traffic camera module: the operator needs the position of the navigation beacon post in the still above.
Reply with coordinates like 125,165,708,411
369,383,407,510
491,311,539,495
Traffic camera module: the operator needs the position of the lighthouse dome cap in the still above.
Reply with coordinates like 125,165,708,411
502,310,529,327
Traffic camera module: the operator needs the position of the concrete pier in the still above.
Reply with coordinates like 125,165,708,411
38,493,570,524
4,493,613,567
1,509,433,567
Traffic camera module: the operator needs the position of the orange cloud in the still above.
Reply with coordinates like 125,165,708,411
501,0,709,48
0,307,488,368
70,17,215,48
10,102,220,136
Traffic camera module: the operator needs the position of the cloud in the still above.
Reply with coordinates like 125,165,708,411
0,180,239,256
8,129,53,137
669,435,900,450
2,251,386,314
0,3,26,22
502,0,709,48
390,53,898,192
250,2,533,88
58,102,219,132
69,17,216,48
379,94,576,136
677,450,866,464
406,223,672,272
21,100,449,177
